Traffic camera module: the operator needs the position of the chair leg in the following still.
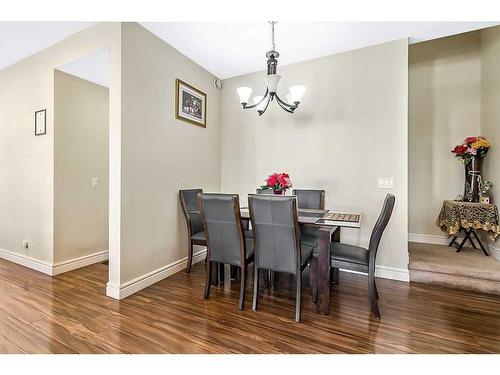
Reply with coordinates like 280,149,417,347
374,279,379,300
186,241,194,273
204,261,212,299
330,267,339,284
252,267,260,311
274,272,279,286
295,273,302,323
218,263,225,284
309,258,318,304
230,265,239,280
239,265,247,311
368,273,380,319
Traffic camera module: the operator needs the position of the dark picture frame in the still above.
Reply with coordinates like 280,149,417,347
175,79,207,128
34,109,46,136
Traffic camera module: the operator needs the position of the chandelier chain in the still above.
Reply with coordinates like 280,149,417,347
270,21,276,51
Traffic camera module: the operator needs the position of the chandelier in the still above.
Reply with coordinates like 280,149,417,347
236,21,306,116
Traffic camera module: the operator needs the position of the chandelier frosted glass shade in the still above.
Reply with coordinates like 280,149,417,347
288,85,306,104
264,74,281,94
253,96,267,112
236,87,253,105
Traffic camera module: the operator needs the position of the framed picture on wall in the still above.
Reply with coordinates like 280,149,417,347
34,109,46,136
175,79,207,128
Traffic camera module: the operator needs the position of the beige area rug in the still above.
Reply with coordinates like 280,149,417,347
409,242,500,294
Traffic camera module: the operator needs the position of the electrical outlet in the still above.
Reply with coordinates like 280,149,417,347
378,177,395,189
91,177,99,188
22,238,29,249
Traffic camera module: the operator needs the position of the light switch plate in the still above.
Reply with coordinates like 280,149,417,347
91,177,99,188
378,177,394,189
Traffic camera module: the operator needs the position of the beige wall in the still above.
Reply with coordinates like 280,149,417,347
481,26,500,208
409,32,482,237
0,23,121,271
54,70,109,263
117,23,221,283
220,39,409,275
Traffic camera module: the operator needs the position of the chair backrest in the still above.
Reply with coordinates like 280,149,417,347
198,193,247,266
248,194,301,275
292,189,325,209
179,189,204,235
256,188,273,194
368,194,395,259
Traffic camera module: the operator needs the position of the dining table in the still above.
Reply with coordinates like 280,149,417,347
239,207,361,315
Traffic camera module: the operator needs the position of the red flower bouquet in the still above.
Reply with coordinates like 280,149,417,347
451,136,490,163
261,173,292,194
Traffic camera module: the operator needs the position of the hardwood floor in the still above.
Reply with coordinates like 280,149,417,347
1,257,500,353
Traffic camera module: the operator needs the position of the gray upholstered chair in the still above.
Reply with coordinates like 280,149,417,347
327,194,395,319
292,189,325,249
198,193,254,310
292,189,325,210
256,187,279,284
248,194,314,322
179,189,206,273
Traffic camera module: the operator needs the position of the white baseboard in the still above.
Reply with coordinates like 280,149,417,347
0,248,53,275
106,248,207,300
52,250,108,275
0,248,109,276
408,233,449,245
489,244,500,261
375,265,410,282
341,265,410,282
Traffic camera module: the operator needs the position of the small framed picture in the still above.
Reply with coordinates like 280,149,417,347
35,109,46,136
175,79,206,127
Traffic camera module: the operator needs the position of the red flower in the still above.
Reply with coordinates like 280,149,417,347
452,145,468,154
266,174,278,187
465,136,477,144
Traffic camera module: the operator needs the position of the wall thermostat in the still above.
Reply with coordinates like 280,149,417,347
214,79,222,89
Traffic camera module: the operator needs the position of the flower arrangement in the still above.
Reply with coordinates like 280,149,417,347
261,172,292,194
481,180,494,197
451,136,491,163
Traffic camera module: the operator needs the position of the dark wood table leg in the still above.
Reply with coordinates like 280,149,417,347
456,228,474,252
330,227,341,284
448,231,460,248
317,226,338,315
471,229,490,256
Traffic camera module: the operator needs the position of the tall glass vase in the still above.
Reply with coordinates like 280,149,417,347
464,156,482,202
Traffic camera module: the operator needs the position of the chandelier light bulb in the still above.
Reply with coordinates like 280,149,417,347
236,87,252,104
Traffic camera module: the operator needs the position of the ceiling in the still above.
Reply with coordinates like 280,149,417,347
141,22,499,79
57,47,109,87
0,22,95,72
1,22,498,80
